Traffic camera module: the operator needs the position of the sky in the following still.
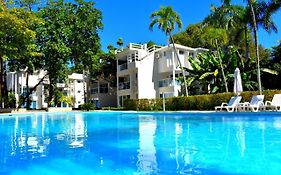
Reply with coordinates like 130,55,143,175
94,0,281,51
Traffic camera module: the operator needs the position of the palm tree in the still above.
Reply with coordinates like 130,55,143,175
247,0,262,95
149,6,188,96
207,0,280,95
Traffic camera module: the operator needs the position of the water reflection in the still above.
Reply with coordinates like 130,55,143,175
137,115,158,174
0,113,281,174
0,114,88,163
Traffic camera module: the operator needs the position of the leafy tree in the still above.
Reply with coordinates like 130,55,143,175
117,37,124,50
149,6,189,96
262,42,281,89
10,0,43,109
67,0,102,73
0,3,40,107
16,0,41,11
173,23,205,49
91,44,117,86
37,0,72,106
38,0,102,106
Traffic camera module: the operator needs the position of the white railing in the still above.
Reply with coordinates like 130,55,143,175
128,43,144,50
159,78,181,87
147,45,163,53
118,81,130,90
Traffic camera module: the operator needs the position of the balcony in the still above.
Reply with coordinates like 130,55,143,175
118,81,130,90
159,78,181,88
118,63,128,71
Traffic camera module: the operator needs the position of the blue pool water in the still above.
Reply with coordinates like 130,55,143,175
0,112,281,175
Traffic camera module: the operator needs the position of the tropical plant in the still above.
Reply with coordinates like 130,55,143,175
183,51,220,94
149,6,188,96
217,0,280,95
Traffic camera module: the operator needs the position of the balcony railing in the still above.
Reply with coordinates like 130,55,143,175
118,81,130,90
118,63,128,71
159,78,181,88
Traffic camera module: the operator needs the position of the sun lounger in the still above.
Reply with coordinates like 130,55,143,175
237,95,264,112
215,96,242,112
264,94,281,111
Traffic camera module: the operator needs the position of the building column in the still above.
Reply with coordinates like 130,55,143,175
172,50,176,96
117,76,120,107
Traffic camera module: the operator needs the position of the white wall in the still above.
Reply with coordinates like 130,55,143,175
68,73,85,108
137,53,156,99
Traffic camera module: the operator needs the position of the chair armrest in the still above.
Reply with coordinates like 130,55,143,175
265,101,272,106
257,101,264,106
221,103,228,107
242,102,250,106
237,102,249,107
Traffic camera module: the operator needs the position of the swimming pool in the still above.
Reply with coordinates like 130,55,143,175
0,112,281,175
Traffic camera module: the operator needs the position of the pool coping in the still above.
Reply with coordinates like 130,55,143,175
1,110,281,117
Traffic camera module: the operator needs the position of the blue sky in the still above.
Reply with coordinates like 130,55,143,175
94,0,281,51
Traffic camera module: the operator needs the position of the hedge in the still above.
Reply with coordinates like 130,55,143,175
123,90,281,111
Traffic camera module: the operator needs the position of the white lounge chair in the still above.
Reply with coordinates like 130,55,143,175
237,95,264,112
215,96,242,112
265,94,281,111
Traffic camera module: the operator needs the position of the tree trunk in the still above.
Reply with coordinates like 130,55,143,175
83,70,87,103
215,40,228,93
25,72,30,109
168,32,189,96
3,62,7,106
48,79,54,107
248,0,262,95
0,56,3,108
244,25,250,59
0,58,8,108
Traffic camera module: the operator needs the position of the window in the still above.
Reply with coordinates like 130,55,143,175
77,81,81,83
164,52,166,56
91,88,98,94
78,90,81,93
99,84,108,93
179,50,184,55
78,101,81,104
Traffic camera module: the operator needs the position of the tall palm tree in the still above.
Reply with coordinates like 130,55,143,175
149,6,188,96
247,0,262,95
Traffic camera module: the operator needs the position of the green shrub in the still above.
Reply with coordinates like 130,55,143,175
79,103,95,111
6,92,16,108
123,90,281,111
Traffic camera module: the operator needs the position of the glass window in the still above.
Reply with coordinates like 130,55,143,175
179,50,184,55
99,84,108,93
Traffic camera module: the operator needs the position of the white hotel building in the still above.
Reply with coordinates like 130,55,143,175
7,71,85,109
116,43,206,107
